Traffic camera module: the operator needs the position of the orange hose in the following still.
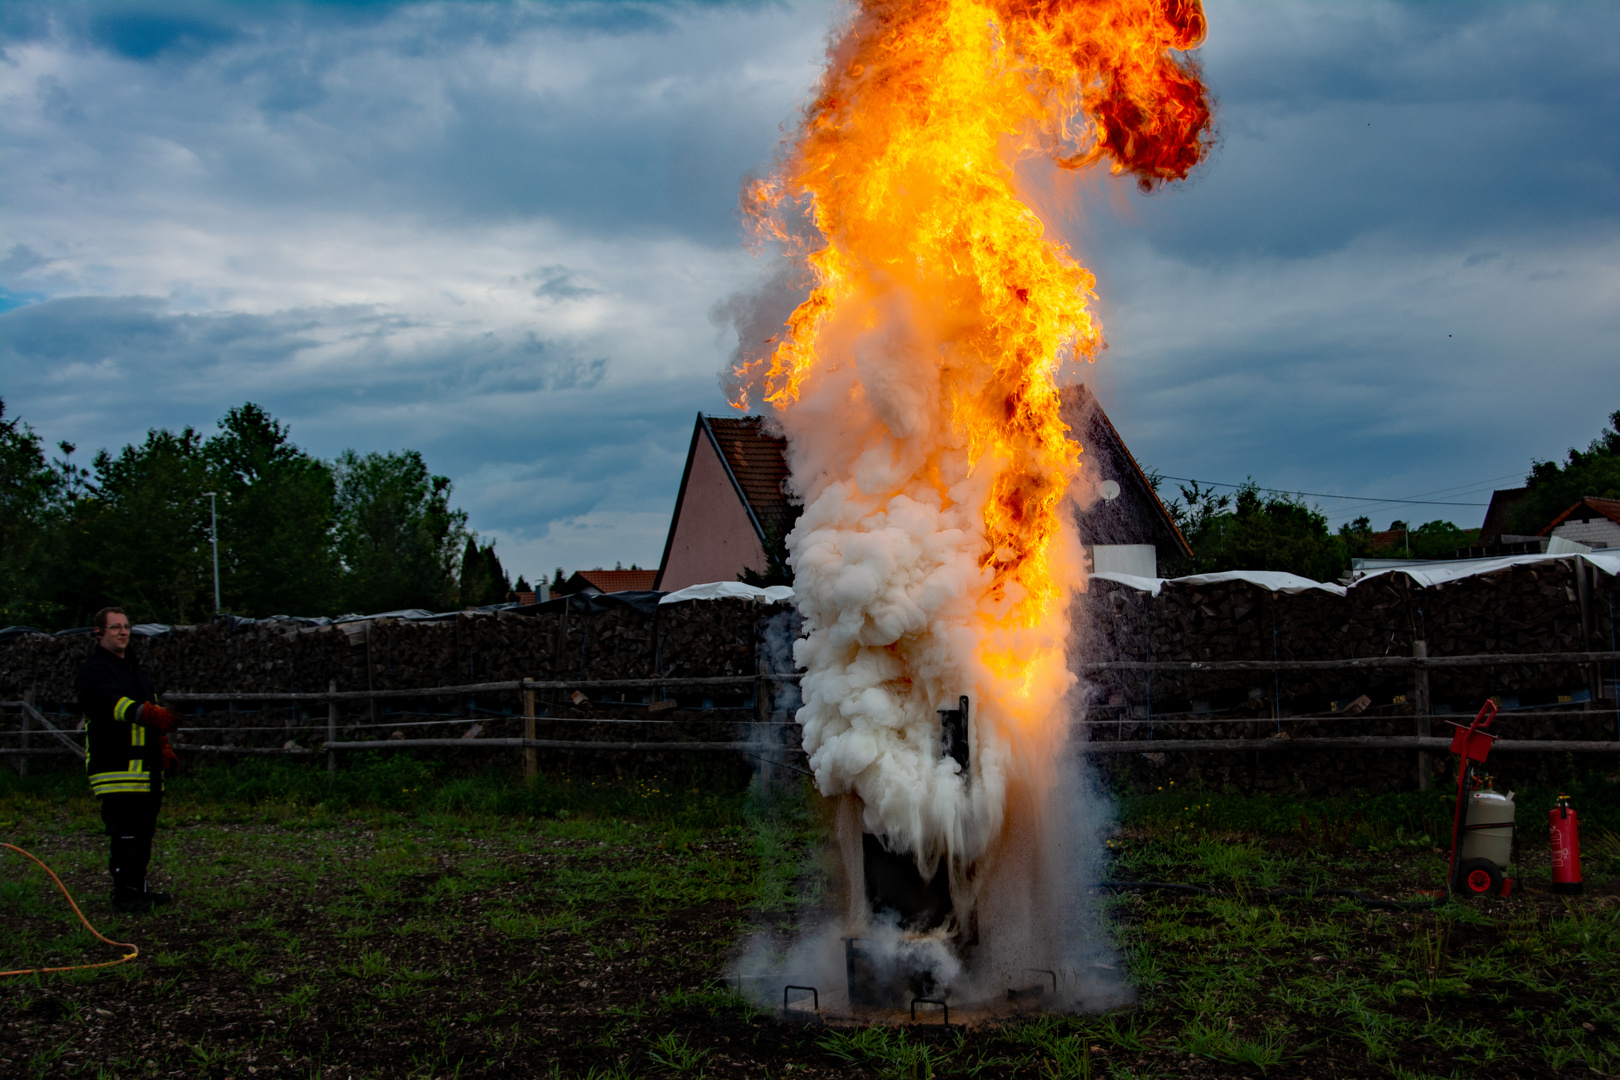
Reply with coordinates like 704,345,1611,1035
1,842,140,978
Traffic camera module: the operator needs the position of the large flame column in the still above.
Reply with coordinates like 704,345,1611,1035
734,0,1212,936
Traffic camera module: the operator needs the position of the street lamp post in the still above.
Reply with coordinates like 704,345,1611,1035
202,491,221,614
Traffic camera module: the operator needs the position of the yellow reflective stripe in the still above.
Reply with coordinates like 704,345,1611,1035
92,782,152,795
89,773,152,793
131,725,147,747
113,697,138,721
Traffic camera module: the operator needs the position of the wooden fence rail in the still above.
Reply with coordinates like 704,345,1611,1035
8,736,1616,757
157,674,802,704
6,660,1619,774
1077,650,1620,673
1081,736,1620,754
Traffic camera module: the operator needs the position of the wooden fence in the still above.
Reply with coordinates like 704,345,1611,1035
1,673,807,781
4,653,1618,784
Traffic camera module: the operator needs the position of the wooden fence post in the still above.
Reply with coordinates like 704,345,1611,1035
17,685,33,778
327,679,338,777
753,674,772,787
1413,640,1430,791
1576,560,1599,702
523,682,536,784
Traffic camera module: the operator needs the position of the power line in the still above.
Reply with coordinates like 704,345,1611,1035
1155,475,1498,508
1361,471,1526,503
1318,471,1528,522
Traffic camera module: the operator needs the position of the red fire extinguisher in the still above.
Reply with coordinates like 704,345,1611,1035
1549,795,1582,896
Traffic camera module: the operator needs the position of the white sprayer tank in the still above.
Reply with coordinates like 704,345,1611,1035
1460,786,1516,868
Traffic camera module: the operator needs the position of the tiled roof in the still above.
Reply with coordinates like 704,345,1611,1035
1541,495,1620,534
704,416,798,551
573,569,659,593
1059,385,1193,559
1480,487,1528,541
1369,529,1406,551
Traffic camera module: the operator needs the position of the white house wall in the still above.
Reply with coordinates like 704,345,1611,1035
1552,517,1620,549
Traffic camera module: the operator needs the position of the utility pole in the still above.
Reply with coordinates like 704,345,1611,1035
203,491,221,614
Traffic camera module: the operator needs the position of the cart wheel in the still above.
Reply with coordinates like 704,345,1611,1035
1456,858,1504,898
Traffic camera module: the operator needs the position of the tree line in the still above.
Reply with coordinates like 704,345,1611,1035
8,399,1614,625
1158,408,1620,582
0,401,528,631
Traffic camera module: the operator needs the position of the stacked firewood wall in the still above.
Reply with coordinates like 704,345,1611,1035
4,561,1615,794
0,597,783,718
1077,558,1617,795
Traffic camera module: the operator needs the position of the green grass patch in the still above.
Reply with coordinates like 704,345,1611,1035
2,761,1615,1078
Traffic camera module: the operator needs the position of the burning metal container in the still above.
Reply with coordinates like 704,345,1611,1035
844,698,973,1009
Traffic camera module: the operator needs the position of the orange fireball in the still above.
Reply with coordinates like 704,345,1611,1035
738,0,1211,633
733,0,1212,974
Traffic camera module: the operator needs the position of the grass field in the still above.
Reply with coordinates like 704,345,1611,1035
2,757,1617,1079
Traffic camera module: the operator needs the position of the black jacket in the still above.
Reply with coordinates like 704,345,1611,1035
75,644,163,796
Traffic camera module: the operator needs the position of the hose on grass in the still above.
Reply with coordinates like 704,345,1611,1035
1,843,140,978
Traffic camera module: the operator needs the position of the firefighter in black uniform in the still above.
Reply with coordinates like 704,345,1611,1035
76,606,180,913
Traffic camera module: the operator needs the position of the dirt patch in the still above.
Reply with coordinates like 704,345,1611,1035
2,809,1617,1078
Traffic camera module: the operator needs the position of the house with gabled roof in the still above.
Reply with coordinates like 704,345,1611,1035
655,396,1189,590
1058,384,1194,578
654,415,796,592
656,393,1192,591
555,569,659,596
1540,496,1620,550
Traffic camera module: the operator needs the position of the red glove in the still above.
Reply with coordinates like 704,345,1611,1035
140,704,179,733
159,734,179,773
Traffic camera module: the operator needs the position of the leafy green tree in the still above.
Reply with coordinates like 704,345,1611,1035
1511,408,1620,534
1166,479,1231,541
1171,481,1348,583
0,401,75,627
203,404,338,617
457,536,510,607
80,427,215,625
1342,517,1477,560
1405,520,1478,559
333,449,466,613
1338,515,1377,561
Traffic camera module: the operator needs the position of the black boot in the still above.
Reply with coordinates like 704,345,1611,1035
143,888,175,907
111,887,156,914
109,835,154,913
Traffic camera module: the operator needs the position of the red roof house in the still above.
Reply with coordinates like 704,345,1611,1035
555,569,659,596
654,396,1185,590
1539,496,1620,550
654,415,796,592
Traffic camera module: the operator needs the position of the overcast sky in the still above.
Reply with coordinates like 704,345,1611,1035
3,0,1617,584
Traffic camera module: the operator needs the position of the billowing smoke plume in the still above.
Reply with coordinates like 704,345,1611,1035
723,0,1213,1009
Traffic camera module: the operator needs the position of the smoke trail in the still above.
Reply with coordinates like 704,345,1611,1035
724,0,1212,1010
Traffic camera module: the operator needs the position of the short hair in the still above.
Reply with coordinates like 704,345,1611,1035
93,607,130,633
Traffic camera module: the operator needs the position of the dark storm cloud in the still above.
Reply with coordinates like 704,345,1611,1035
1054,1,1620,525
3,0,1616,571
1102,3,1620,262
0,0,828,574
88,10,241,59
0,295,611,451
4,0,800,245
